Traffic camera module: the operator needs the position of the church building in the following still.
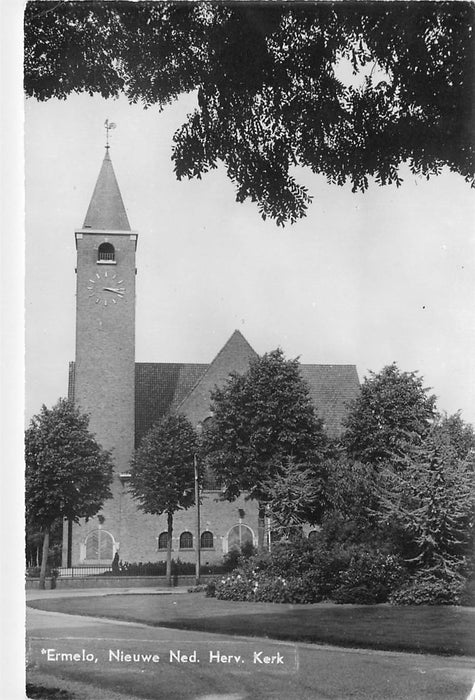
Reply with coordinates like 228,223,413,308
63,147,360,567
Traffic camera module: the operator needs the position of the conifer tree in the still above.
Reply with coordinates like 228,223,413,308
376,427,475,579
263,457,322,540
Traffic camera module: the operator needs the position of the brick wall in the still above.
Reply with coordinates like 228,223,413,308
65,229,137,567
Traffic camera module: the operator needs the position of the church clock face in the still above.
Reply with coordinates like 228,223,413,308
87,271,126,306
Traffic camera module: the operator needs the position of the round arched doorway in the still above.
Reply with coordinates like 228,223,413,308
225,523,255,553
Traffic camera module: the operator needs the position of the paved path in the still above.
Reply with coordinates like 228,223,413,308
26,588,475,700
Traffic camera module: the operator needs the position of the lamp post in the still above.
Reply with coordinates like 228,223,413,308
194,422,202,586
194,452,200,585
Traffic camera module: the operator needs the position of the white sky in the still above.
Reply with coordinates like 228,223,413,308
25,91,475,425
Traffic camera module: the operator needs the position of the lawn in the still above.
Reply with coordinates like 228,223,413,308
28,593,475,657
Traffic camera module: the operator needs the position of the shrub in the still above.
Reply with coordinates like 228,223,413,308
219,543,257,573
255,571,325,603
220,548,242,573
111,559,198,576
212,566,326,604
114,561,166,576
253,576,289,603
390,571,466,605
205,580,217,597
26,565,57,579
209,543,408,605
332,552,407,604
215,572,254,601
460,576,475,606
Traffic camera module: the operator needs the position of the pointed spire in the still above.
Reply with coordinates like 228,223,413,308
83,150,131,230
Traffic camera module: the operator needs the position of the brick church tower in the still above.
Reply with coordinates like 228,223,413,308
64,146,141,566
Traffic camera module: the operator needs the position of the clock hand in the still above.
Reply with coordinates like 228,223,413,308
103,287,124,295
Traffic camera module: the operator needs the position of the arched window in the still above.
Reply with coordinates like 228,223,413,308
308,530,319,543
98,242,115,261
158,532,168,550
200,531,214,549
179,532,193,549
85,529,114,560
226,524,254,552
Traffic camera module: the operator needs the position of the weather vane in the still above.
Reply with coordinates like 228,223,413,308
104,119,117,148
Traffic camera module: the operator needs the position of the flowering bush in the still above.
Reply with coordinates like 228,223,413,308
211,565,327,604
256,572,326,603
208,542,407,605
214,572,256,601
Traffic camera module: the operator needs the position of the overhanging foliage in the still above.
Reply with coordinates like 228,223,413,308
24,2,474,224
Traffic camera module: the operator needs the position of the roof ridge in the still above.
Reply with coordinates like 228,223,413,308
135,361,209,368
300,363,358,368
174,330,257,413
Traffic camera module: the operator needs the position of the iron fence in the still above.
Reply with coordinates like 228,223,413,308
57,565,112,578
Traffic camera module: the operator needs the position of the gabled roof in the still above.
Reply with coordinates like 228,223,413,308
70,334,360,447
135,362,207,447
176,330,258,424
83,149,131,231
133,333,359,442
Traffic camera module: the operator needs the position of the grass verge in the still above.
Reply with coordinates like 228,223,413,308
28,593,475,657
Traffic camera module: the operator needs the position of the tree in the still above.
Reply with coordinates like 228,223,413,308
342,363,437,466
25,398,114,589
434,412,475,461
319,454,387,548
26,519,63,569
201,349,328,546
24,2,474,225
25,524,44,569
263,457,323,541
376,426,475,579
130,414,198,585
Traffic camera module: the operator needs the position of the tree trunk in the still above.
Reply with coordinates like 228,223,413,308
39,526,50,590
166,511,173,587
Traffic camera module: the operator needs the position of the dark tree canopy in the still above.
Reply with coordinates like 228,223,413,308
377,426,475,575
263,457,323,537
130,414,198,516
24,1,474,225
25,398,114,586
201,348,328,504
25,398,114,529
434,412,475,461
130,414,198,584
342,363,437,466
